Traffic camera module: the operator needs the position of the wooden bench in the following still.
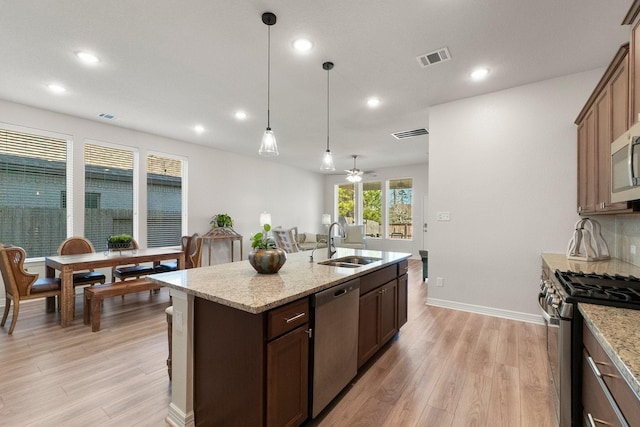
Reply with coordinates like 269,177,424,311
83,279,162,332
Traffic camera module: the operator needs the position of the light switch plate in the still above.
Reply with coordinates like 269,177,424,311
437,211,450,221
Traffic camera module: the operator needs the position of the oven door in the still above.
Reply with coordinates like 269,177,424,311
539,291,560,424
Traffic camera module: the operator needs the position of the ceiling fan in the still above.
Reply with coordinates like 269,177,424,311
345,155,364,182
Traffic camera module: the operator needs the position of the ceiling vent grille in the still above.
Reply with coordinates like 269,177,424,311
392,128,429,140
416,47,451,68
98,113,116,120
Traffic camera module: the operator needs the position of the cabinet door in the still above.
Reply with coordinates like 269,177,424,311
358,289,380,368
611,53,629,140
596,88,611,212
267,326,309,427
379,280,398,345
631,21,640,125
397,274,408,328
582,349,625,427
577,108,597,213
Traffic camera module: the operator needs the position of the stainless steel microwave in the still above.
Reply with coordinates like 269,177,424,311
611,121,640,203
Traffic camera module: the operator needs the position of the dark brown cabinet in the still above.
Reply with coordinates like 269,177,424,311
267,325,309,427
358,278,397,368
397,260,408,328
575,45,631,214
582,321,640,426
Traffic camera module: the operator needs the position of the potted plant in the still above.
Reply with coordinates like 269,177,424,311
248,224,286,274
210,213,233,229
107,234,133,250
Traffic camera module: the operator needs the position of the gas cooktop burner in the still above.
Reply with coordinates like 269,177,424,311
555,270,640,309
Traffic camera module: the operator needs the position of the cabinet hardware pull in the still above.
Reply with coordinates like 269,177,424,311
306,328,313,338
285,312,306,323
591,358,618,378
587,356,603,378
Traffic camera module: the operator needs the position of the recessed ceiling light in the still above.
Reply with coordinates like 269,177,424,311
470,68,489,81
76,51,100,64
292,38,313,52
234,111,247,120
47,83,66,93
367,98,381,108
194,125,205,134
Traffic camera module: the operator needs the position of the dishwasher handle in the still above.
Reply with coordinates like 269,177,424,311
313,278,360,307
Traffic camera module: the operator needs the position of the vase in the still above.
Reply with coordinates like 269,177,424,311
248,248,287,274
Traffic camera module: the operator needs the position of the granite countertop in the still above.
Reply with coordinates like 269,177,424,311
542,252,640,276
579,304,640,399
149,248,410,314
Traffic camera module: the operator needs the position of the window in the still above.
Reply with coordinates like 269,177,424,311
337,183,355,225
388,178,413,239
147,154,183,248
363,182,382,237
61,191,100,209
84,143,135,251
0,126,69,258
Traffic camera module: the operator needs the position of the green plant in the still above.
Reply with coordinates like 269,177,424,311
210,213,233,228
251,224,276,250
108,234,133,244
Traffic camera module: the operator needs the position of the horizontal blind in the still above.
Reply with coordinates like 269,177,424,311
147,154,182,248
0,128,67,257
84,143,134,251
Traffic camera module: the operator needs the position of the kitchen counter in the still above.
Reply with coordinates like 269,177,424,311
579,303,640,400
150,247,410,314
542,252,640,276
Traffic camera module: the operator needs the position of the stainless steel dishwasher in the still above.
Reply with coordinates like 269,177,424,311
311,278,360,418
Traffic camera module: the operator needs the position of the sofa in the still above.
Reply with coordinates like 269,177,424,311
335,224,366,249
296,231,328,251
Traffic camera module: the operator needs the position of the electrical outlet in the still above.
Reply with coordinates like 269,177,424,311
632,245,637,255
436,277,444,287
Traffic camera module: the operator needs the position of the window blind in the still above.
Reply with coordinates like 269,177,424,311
147,154,182,248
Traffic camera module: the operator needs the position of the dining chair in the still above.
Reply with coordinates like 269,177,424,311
111,239,154,281
154,233,203,273
58,236,106,287
0,245,61,334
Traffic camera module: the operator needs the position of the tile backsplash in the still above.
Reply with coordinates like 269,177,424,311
595,215,640,267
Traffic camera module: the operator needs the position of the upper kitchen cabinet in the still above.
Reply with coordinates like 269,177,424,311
575,45,631,214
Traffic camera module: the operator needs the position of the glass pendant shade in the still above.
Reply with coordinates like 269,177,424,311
259,128,278,156
320,149,335,171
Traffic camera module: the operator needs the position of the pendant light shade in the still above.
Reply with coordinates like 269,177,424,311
320,61,335,171
259,12,279,157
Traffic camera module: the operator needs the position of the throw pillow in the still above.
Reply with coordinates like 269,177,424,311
297,233,306,244
304,232,317,243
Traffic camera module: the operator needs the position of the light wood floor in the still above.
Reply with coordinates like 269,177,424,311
0,260,555,426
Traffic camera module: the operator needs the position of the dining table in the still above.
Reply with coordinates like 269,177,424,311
45,247,185,327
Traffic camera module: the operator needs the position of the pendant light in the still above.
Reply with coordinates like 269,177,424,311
259,12,279,157
320,61,336,171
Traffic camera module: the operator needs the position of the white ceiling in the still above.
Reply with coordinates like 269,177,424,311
0,0,632,173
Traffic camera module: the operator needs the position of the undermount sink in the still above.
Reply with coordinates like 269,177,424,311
319,255,382,268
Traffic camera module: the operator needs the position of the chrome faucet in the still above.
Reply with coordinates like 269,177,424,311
309,239,327,262
327,221,343,259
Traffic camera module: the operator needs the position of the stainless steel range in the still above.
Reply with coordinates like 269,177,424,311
539,269,640,427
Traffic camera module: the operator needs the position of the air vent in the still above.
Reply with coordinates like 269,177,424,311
98,113,116,120
416,47,451,68
392,128,429,140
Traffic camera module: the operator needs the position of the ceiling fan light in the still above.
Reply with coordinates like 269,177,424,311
346,173,362,183
259,128,278,156
320,149,335,171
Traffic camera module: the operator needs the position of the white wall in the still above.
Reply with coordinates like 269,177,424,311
427,70,602,321
323,163,428,257
0,99,324,303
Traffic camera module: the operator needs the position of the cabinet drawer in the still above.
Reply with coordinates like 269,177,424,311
267,298,309,340
360,264,397,295
583,322,640,424
582,349,625,427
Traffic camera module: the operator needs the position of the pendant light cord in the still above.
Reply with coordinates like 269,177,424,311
267,25,271,129
326,67,330,151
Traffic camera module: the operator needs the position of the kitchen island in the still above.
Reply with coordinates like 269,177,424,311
150,248,410,427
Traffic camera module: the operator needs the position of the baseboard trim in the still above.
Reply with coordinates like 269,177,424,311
426,297,544,325
165,403,195,427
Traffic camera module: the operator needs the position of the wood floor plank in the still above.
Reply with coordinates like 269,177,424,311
0,260,554,426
